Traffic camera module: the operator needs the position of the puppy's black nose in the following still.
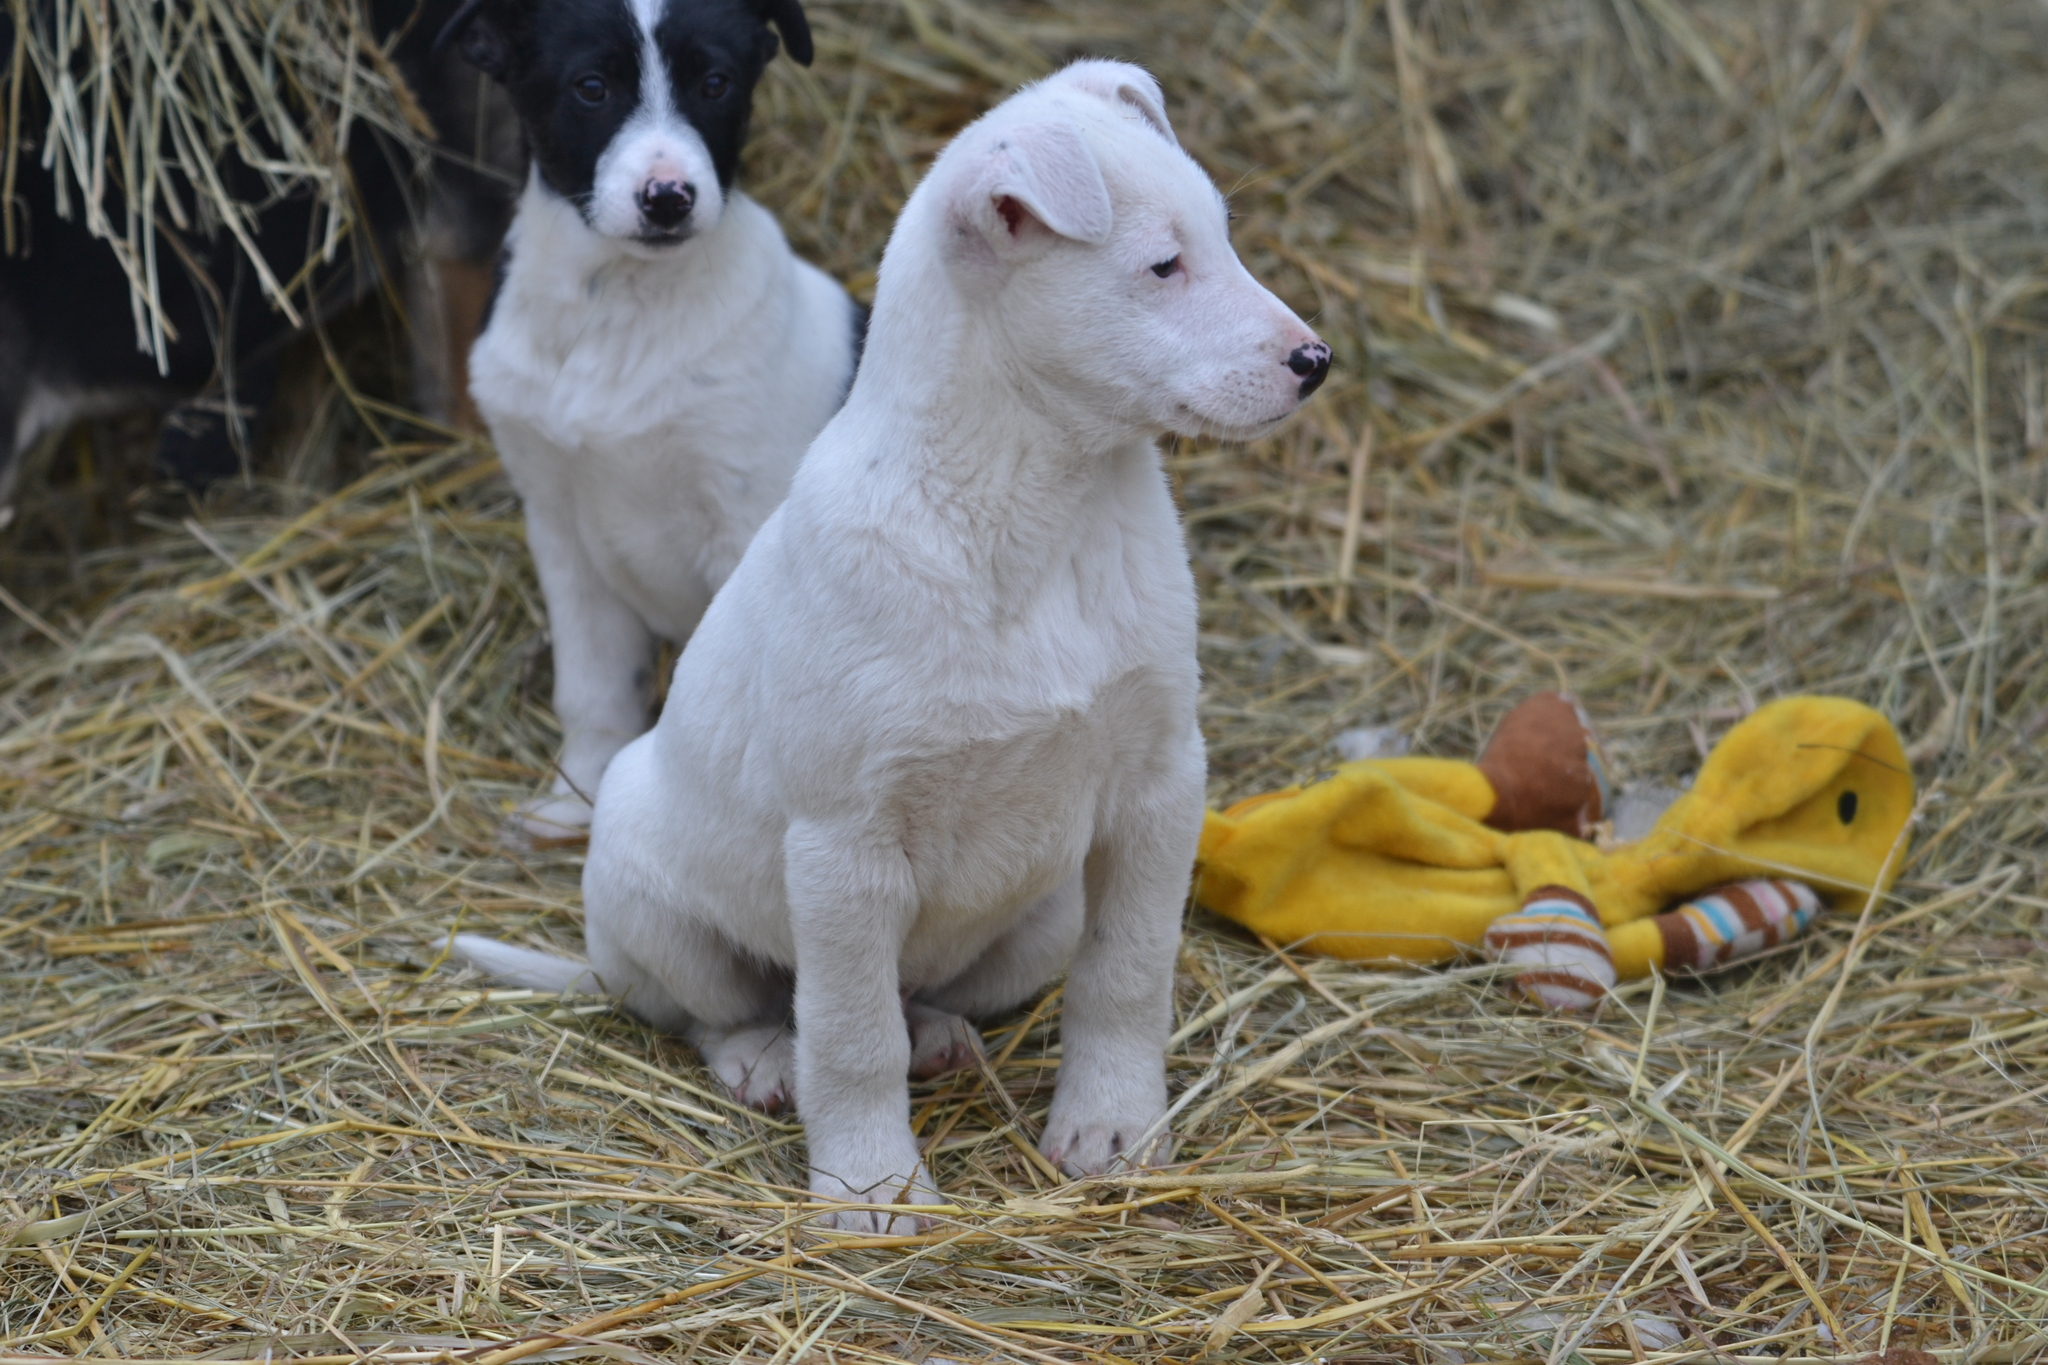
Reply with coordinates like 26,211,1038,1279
1288,342,1332,399
639,180,696,230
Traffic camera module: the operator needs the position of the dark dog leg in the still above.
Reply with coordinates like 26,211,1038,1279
152,349,280,489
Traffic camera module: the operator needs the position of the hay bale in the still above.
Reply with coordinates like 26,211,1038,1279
1,0,433,363
1,0,2044,1360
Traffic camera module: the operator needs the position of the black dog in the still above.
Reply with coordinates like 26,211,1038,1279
0,0,518,513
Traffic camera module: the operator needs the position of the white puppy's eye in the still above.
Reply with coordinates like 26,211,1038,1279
1150,255,1181,278
700,72,732,100
573,74,608,105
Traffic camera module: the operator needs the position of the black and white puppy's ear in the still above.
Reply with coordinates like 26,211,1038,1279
433,0,521,82
954,120,1112,255
754,0,814,66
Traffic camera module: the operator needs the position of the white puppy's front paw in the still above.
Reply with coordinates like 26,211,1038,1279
698,1023,796,1113
1040,1106,1174,1179
808,1164,944,1234
904,1002,984,1079
511,792,594,845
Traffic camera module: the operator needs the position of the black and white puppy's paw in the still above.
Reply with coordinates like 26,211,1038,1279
509,790,594,846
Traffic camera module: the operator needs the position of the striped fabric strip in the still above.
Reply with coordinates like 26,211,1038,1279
1655,879,1822,974
1484,885,1615,1012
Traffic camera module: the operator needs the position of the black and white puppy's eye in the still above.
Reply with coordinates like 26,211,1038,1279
1150,255,1181,278
573,74,608,104
699,71,732,100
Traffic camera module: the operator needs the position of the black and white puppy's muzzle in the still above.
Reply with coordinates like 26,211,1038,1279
637,178,697,235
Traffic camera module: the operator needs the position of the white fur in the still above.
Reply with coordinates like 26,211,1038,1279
455,60,1327,1231
448,932,600,995
471,172,858,837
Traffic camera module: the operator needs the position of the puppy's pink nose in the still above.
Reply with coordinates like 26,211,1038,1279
1287,340,1332,399
638,179,696,230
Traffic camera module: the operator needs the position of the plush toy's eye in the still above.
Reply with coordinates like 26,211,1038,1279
573,74,608,104
1151,255,1181,278
700,72,732,100
1837,790,1857,824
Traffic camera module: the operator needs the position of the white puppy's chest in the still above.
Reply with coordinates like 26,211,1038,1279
887,659,1186,984
816,471,1197,980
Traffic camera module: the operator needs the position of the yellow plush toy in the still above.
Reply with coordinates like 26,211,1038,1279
1193,695,1914,1009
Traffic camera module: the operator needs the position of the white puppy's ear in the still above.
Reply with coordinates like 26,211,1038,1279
959,121,1113,249
1052,60,1178,147
1110,76,1176,147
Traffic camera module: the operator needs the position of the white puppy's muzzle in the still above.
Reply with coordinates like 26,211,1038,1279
1190,312,1334,438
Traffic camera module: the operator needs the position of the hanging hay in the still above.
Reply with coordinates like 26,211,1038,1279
0,0,434,365
3,0,2047,1361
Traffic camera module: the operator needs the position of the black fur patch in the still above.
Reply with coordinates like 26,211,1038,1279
480,243,513,334
651,0,783,190
450,0,800,220
849,301,871,370
477,0,644,212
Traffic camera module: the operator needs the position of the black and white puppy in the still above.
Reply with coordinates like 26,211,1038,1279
439,0,863,839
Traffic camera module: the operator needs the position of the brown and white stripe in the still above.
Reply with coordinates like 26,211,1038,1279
1655,879,1822,974
1484,885,1615,1012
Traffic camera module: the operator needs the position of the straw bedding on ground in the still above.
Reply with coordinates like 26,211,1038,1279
2,0,2047,1360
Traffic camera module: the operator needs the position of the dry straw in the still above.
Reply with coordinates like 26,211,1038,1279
0,0,431,366
3,0,2047,1361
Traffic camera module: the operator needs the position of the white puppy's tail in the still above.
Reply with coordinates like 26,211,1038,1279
447,933,601,995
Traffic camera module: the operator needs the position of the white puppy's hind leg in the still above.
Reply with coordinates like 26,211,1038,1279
918,874,1084,1020
695,1022,796,1113
906,874,1083,1080
580,870,797,1113
519,495,655,839
451,919,801,1111
1040,734,1205,1179
903,1002,983,1080
785,822,941,1233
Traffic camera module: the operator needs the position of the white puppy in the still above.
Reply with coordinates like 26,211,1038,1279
446,0,863,838
454,59,1330,1230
